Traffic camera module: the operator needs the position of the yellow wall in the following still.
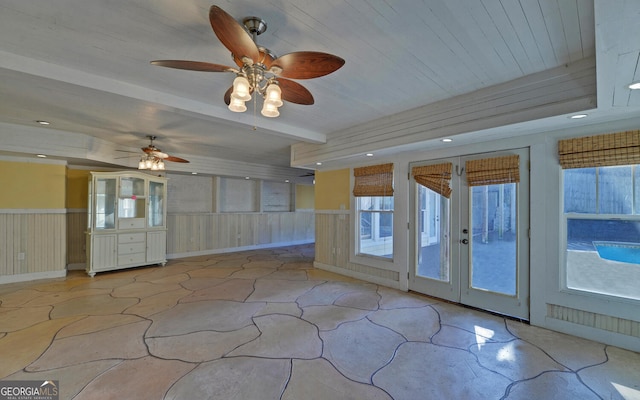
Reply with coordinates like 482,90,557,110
315,169,350,210
295,184,315,209
0,161,66,209
66,168,91,208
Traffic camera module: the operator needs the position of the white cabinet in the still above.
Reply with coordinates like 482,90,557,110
86,171,167,277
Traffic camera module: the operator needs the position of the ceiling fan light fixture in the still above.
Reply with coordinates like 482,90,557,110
231,76,251,101
228,97,247,112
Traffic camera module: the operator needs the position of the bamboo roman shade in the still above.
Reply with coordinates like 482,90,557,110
466,155,520,186
558,130,640,169
353,163,394,197
411,162,453,198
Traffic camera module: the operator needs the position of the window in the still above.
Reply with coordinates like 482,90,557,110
560,130,640,301
353,163,394,259
357,196,394,258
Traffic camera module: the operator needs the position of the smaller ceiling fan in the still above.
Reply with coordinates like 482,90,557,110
139,135,189,170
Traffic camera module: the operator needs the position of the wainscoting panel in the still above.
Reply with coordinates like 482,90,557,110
0,211,66,277
314,212,399,285
547,303,640,339
166,212,315,257
67,210,87,265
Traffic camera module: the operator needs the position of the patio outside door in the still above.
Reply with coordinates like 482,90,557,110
409,148,529,320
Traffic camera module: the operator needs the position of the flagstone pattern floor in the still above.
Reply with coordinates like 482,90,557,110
1,244,639,399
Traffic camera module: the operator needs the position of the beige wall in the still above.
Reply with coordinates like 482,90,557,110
66,168,90,209
315,169,350,210
295,184,315,209
0,160,67,282
0,161,65,209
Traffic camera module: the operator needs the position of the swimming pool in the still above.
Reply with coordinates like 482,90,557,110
593,241,640,264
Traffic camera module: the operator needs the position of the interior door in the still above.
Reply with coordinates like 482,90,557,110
409,148,530,320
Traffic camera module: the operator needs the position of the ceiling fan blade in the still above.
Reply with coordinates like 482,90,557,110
278,79,314,105
150,60,235,72
150,150,169,159
271,52,345,79
209,5,259,64
165,155,190,163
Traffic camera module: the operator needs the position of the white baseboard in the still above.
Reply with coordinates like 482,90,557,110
313,261,404,291
0,270,67,285
167,240,314,260
66,263,86,271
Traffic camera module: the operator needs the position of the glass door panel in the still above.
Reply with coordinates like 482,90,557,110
469,183,517,295
416,185,450,282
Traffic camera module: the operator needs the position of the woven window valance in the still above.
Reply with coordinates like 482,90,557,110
466,155,520,186
558,130,640,169
412,163,452,198
353,163,394,197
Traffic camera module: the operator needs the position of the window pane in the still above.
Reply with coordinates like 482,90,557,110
598,166,632,214
564,168,596,213
358,196,393,259
634,166,640,215
566,218,640,301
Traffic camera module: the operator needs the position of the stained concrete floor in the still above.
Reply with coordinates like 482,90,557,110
1,244,639,399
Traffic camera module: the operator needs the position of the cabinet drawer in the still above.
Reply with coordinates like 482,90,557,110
118,252,146,266
118,218,145,230
119,232,146,244
118,242,146,255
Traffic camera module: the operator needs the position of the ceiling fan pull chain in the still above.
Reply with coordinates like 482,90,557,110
253,91,258,130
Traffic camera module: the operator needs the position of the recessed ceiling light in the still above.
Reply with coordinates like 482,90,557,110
36,154,47,158
36,120,50,125
366,153,374,157
245,176,250,180
441,138,453,142
628,82,640,90
316,162,322,166
570,114,588,119
191,172,198,175
285,179,290,183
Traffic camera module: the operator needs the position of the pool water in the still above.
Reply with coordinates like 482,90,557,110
593,241,640,264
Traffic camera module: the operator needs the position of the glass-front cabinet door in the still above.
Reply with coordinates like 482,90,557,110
148,180,165,227
118,177,146,229
94,177,117,230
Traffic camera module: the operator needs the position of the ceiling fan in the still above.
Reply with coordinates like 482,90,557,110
139,135,189,170
150,5,345,117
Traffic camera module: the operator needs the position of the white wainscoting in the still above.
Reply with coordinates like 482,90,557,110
166,211,315,258
0,210,66,282
314,212,400,288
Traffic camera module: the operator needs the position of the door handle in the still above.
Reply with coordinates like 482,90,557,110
460,239,469,244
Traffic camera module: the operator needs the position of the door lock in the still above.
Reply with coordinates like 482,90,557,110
462,229,468,234
460,239,469,244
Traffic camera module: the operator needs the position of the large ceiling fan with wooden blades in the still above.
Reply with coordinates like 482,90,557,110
139,135,189,170
151,5,344,116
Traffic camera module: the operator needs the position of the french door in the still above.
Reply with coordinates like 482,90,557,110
409,148,530,320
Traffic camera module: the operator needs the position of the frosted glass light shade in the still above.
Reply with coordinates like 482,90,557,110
231,76,251,101
228,97,247,112
265,84,283,107
261,101,280,117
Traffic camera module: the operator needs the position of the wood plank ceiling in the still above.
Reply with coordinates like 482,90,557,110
0,0,638,179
